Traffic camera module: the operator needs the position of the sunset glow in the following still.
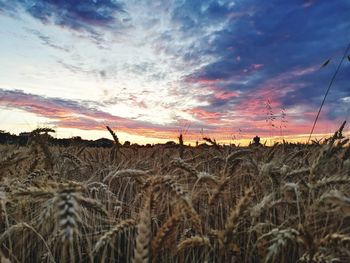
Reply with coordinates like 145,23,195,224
0,0,349,144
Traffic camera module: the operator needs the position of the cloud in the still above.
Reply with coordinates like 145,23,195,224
0,87,343,140
175,0,350,132
1,0,349,141
0,0,127,33
0,88,187,139
26,28,71,52
186,108,223,124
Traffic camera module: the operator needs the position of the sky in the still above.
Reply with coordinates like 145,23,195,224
0,0,349,144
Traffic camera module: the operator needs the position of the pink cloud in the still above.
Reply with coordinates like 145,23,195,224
187,78,223,85
214,90,239,100
0,89,181,139
187,108,222,124
229,65,336,136
251,63,264,70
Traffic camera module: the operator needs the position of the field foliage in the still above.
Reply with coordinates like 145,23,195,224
1,126,350,263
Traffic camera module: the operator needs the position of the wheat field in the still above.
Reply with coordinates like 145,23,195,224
0,125,350,263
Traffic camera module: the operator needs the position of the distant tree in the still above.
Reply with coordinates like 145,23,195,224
252,135,261,146
0,130,13,144
94,138,114,148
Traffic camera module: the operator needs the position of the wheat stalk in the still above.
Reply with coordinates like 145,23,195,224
132,195,151,263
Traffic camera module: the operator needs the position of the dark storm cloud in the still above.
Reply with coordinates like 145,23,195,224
176,0,350,124
171,0,234,31
0,0,125,32
187,1,349,80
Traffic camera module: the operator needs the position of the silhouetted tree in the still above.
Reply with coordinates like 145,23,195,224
253,135,261,146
